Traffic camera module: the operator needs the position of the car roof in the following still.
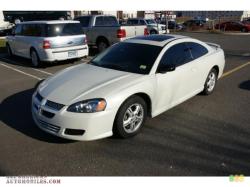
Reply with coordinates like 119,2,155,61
124,34,188,47
17,20,80,25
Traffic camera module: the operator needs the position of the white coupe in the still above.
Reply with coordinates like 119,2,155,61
32,34,225,141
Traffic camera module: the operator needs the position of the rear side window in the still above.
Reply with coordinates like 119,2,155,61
46,23,83,37
75,17,90,27
103,16,118,26
186,42,208,60
95,17,104,26
139,20,146,25
95,16,118,26
159,43,193,67
21,24,44,37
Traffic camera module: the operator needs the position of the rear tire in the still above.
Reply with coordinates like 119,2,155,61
97,39,109,53
150,30,157,35
30,49,41,68
113,96,147,138
202,68,218,95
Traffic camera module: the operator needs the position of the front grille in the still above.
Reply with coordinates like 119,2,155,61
45,100,65,111
38,119,60,133
41,110,55,118
35,92,43,102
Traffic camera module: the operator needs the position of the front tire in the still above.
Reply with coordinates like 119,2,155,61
202,68,218,95
30,49,41,67
113,96,147,138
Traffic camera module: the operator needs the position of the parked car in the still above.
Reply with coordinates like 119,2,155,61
183,19,206,28
32,34,225,141
0,23,14,36
215,21,250,32
74,15,148,52
126,18,166,34
6,20,88,67
160,20,183,30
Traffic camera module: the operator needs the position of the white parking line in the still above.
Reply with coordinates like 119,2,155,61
0,63,42,80
32,68,53,75
0,57,53,75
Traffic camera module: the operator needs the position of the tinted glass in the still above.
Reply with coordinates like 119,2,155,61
14,24,22,35
46,23,83,37
95,17,104,26
145,19,156,24
90,42,162,74
127,19,139,25
75,17,90,27
139,20,146,25
186,42,208,59
159,43,192,68
103,16,119,26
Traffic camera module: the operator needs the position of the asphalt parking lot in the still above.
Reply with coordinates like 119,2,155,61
0,33,250,176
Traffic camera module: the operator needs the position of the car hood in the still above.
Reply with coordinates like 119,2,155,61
39,64,140,105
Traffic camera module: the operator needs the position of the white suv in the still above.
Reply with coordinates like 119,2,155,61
6,20,89,67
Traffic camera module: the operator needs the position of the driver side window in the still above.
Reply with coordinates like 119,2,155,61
159,43,193,68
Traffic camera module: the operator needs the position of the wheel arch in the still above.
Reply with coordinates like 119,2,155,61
212,65,219,77
116,92,152,118
96,36,109,46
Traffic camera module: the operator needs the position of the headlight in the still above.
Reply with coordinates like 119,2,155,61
67,99,106,113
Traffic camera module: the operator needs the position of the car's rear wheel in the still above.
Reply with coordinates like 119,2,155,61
30,49,41,67
202,68,218,95
113,96,147,138
6,43,13,57
150,30,157,35
97,39,109,53
241,28,247,33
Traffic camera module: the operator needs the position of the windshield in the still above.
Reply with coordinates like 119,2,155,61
146,19,157,24
90,42,162,74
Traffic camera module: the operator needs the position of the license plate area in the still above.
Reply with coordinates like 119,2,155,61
68,50,77,58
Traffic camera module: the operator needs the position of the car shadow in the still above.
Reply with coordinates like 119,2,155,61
239,80,250,91
0,88,75,144
0,47,98,69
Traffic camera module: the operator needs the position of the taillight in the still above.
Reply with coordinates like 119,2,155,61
43,40,51,49
117,29,126,38
144,28,149,35
84,37,87,44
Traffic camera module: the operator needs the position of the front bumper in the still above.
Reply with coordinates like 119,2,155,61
31,92,114,141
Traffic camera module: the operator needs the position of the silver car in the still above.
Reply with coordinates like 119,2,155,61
6,20,89,67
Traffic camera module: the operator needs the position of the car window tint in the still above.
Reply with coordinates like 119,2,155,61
14,24,22,35
139,20,146,25
46,23,83,36
95,17,104,26
22,24,34,36
186,42,208,60
91,42,162,74
103,16,118,26
76,17,90,27
127,19,138,25
159,43,192,67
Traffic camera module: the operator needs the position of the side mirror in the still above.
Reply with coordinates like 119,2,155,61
157,64,176,73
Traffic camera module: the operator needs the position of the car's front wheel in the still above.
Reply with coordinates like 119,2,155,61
202,68,218,95
113,96,147,138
